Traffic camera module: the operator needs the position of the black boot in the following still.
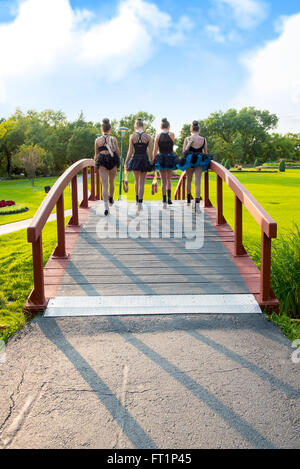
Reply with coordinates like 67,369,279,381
167,189,172,205
136,194,139,205
109,196,114,206
163,194,167,209
187,193,191,206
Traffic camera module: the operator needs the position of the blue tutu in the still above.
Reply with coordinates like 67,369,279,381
155,153,178,171
177,153,213,172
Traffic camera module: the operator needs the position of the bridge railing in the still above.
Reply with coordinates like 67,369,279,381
26,158,102,312
174,162,277,306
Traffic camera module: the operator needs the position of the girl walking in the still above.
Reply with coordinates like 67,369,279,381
153,118,177,209
95,118,120,216
177,120,212,213
125,118,154,211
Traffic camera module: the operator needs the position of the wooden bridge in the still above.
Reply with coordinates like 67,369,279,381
25,159,279,316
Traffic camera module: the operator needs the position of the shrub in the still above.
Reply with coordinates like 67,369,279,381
271,225,300,318
221,159,226,167
254,159,260,168
248,225,300,319
279,160,286,172
224,159,231,170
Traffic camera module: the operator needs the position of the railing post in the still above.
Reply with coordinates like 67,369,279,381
204,171,212,207
182,175,186,200
53,193,67,258
216,175,226,224
80,167,89,208
69,175,79,226
89,166,96,201
234,195,246,256
260,230,272,302
96,168,100,201
26,234,47,310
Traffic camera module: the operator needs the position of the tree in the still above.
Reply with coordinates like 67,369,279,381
66,126,97,163
13,144,46,185
0,118,26,175
203,107,278,165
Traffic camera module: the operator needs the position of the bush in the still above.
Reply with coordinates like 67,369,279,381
221,159,226,167
279,159,286,172
254,159,260,168
248,225,300,319
224,159,231,170
272,225,300,318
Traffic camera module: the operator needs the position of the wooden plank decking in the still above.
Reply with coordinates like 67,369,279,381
44,201,262,316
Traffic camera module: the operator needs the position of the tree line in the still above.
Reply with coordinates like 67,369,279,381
0,107,299,179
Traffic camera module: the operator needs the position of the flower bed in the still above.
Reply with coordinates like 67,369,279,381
0,203,28,215
0,200,15,208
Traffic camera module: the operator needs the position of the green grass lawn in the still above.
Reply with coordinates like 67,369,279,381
0,177,73,225
1,169,299,343
205,169,300,248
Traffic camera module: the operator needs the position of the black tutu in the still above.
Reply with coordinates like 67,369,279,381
96,152,120,170
154,153,178,171
127,153,154,172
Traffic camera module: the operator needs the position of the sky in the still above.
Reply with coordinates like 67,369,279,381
0,0,299,134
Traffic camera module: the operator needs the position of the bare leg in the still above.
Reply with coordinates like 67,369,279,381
167,170,173,204
138,172,147,200
160,170,167,196
108,166,118,199
194,166,203,200
194,166,203,213
133,171,140,203
99,166,109,213
186,168,194,204
166,170,172,191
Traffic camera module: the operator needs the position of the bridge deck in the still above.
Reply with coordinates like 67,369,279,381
44,201,262,316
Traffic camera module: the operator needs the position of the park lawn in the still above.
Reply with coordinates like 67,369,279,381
0,219,67,342
205,169,300,250
0,169,299,343
0,177,73,225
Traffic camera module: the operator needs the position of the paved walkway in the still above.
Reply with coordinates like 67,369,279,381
0,314,299,448
0,210,73,236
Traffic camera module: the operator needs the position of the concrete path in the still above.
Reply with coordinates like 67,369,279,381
0,314,299,449
0,210,73,236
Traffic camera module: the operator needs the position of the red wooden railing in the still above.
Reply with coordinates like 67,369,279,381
174,162,277,307
26,159,100,312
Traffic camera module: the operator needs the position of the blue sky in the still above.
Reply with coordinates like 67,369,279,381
0,0,299,133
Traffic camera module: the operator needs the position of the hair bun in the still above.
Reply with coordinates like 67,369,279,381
162,117,168,122
193,120,198,125
102,118,110,124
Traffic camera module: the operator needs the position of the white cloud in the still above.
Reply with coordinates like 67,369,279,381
205,25,226,43
0,0,191,104
216,0,269,29
236,12,300,133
